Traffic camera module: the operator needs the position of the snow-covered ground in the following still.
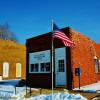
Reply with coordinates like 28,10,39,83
25,81,100,100
0,79,26,100
74,81,100,92
0,80,99,100
26,92,87,100
27,92,87,100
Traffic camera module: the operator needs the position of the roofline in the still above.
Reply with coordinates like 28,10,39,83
26,26,71,41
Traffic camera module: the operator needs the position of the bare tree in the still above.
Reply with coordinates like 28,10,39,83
0,23,18,42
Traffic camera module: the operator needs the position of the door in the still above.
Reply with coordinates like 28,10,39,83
55,47,66,86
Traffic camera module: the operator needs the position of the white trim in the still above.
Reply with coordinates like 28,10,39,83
29,50,51,73
29,63,51,73
29,50,50,64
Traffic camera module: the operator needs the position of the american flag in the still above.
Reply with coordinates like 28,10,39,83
52,23,74,47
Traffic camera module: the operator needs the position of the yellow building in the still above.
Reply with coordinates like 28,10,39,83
0,40,26,80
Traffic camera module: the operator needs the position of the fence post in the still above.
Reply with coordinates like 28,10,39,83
30,87,31,96
15,86,16,95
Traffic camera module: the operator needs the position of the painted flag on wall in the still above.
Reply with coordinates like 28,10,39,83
52,23,74,47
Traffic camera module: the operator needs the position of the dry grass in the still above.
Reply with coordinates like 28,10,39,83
25,88,63,98
25,88,100,100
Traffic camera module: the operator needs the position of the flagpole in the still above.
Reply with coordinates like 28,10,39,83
51,19,54,99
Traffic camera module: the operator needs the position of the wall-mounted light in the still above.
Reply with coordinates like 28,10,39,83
94,56,97,59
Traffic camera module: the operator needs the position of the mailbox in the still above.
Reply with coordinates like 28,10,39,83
75,68,81,76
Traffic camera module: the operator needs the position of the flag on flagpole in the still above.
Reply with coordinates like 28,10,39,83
51,21,74,98
52,23,74,47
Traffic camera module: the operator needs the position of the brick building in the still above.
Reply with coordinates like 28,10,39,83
26,27,100,89
0,40,26,80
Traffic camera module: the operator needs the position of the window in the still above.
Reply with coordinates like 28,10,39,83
3,62,9,78
16,63,21,77
30,62,50,73
46,62,50,72
41,63,45,72
29,50,50,73
94,59,100,73
41,62,50,72
30,64,39,72
98,59,100,72
58,59,64,72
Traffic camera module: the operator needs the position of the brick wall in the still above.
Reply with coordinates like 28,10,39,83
69,29,100,88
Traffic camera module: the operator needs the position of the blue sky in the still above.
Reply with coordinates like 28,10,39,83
0,0,100,44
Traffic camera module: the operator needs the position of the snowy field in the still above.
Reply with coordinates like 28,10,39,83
0,80,99,100
0,79,26,100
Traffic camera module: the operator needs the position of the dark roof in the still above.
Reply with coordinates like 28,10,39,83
26,27,70,42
